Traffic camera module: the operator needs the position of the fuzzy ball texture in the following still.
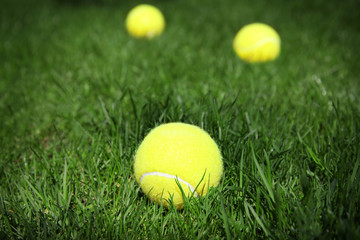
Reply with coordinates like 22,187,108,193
233,23,281,62
134,123,223,209
125,4,165,39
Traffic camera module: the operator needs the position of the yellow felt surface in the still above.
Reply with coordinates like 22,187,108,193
140,175,194,209
125,4,165,39
233,23,280,62
134,122,223,209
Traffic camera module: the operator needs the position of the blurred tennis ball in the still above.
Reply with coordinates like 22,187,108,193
125,4,165,39
233,23,280,62
134,122,223,209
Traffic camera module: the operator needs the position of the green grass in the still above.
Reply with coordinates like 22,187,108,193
1,0,360,239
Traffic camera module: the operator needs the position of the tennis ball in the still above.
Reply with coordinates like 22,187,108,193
125,4,165,39
233,23,280,62
134,122,223,209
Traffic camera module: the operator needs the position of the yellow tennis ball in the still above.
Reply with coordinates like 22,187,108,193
125,4,165,39
233,23,281,62
134,122,223,209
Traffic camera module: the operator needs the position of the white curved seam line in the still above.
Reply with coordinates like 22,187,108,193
140,172,198,197
240,37,279,53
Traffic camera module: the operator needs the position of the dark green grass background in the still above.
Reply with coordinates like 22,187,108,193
1,0,359,239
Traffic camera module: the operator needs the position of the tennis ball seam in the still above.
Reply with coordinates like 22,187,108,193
140,172,198,197
238,36,280,53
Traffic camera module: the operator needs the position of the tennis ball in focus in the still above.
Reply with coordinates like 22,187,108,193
125,4,165,39
233,23,280,62
134,122,223,209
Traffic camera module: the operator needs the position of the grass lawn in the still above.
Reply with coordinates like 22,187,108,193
1,0,360,239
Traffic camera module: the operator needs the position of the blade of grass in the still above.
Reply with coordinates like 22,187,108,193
244,200,269,236
219,192,232,239
251,146,275,202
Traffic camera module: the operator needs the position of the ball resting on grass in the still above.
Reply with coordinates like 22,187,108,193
125,4,165,39
233,23,281,63
134,122,223,209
